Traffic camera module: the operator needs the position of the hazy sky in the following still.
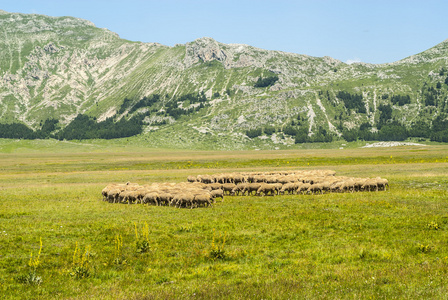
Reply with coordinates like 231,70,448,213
2,0,447,64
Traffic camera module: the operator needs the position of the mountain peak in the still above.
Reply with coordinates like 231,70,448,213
0,10,96,34
184,37,227,67
192,36,218,44
395,38,448,65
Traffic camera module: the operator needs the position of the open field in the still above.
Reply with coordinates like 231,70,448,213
1,140,448,299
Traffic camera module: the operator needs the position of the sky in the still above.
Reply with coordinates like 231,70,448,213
1,0,447,64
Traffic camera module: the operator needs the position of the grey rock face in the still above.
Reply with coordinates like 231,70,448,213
184,37,227,67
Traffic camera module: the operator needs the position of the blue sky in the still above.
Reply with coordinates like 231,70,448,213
1,0,447,64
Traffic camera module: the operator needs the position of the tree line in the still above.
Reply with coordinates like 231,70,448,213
0,119,58,139
0,92,212,140
55,114,143,140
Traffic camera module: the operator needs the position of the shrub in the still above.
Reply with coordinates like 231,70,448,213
246,128,263,138
254,75,279,88
283,126,298,136
264,126,276,136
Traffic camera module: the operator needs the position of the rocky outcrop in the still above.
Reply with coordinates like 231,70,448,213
184,37,228,67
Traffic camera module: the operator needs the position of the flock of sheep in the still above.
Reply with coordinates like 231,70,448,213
102,182,222,208
101,169,388,209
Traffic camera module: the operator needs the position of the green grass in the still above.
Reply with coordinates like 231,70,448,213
1,142,448,299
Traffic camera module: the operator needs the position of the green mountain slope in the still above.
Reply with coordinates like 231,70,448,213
0,10,447,149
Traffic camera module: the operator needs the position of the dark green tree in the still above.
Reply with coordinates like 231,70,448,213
283,126,298,136
378,104,392,128
294,128,309,144
246,128,263,138
264,126,276,135
254,75,279,88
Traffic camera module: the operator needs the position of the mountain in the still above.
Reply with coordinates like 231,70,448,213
1,10,448,149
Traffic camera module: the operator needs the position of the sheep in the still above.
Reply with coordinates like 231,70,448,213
197,175,213,184
225,173,236,183
330,181,344,193
169,194,181,207
213,174,226,184
297,183,311,194
280,183,296,195
253,175,267,183
187,176,197,183
242,183,262,196
265,175,279,183
272,183,283,195
246,174,256,183
133,188,151,204
276,177,289,185
308,181,330,194
102,185,113,201
341,179,356,193
124,182,140,191
171,193,195,208
124,190,143,204
312,181,332,194
106,188,121,203
307,183,324,195
211,189,224,201
190,182,207,189
231,183,247,196
353,179,367,192
302,176,320,185
376,178,389,191
207,183,222,191
221,183,236,195
120,190,135,204
102,183,131,201
143,192,159,206
193,193,212,208
181,192,194,208
233,173,246,184
362,179,378,192
256,183,277,196
117,190,129,203
158,192,173,206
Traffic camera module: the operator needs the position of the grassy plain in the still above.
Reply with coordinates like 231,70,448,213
1,140,448,299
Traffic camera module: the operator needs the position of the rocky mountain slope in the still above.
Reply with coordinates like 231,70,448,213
1,10,447,149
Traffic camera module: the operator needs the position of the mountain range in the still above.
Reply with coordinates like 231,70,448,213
1,10,448,149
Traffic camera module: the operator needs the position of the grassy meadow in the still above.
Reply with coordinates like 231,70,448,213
1,140,448,299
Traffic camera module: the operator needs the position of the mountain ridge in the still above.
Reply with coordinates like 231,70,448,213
1,10,448,149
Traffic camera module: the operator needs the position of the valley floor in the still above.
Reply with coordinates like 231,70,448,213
1,140,448,299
